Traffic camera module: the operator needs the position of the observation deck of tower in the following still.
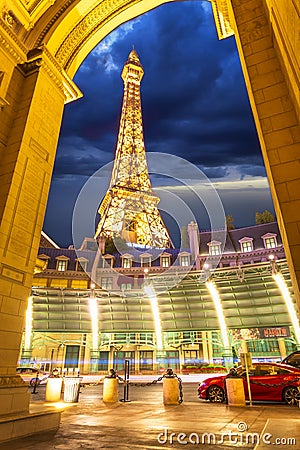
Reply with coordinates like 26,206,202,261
94,49,171,249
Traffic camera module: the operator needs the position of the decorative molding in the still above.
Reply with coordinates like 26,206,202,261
55,0,137,71
1,264,25,284
0,22,27,63
2,10,14,28
36,269,90,279
28,0,48,15
35,0,77,47
19,46,82,103
0,376,26,387
210,0,234,40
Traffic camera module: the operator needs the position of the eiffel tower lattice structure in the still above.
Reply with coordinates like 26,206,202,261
94,49,171,249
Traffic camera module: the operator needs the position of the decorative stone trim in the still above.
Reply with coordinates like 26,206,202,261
0,24,27,63
35,0,77,47
210,0,235,40
0,376,26,387
55,0,137,71
19,46,82,103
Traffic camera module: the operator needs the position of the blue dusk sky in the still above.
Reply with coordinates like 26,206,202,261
43,0,275,248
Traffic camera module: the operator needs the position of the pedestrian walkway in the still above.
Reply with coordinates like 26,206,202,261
0,383,299,449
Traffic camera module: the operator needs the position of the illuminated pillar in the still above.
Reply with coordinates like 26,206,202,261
204,264,232,366
202,331,209,363
205,281,230,348
273,272,300,347
278,338,287,358
144,281,164,370
20,296,33,364
89,284,99,373
270,256,300,348
144,284,163,350
207,331,214,363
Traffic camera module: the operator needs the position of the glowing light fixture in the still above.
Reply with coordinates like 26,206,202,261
273,272,300,345
206,280,229,348
24,296,33,350
144,284,163,349
89,291,99,350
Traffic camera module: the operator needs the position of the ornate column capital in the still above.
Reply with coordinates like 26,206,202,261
19,45,82,103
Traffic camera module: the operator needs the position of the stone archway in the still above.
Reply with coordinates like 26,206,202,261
0,0,299,424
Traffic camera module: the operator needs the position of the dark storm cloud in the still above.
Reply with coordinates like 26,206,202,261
54,1,263,181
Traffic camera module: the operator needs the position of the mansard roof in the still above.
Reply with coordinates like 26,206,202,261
199,222,282,254
37,222,284,272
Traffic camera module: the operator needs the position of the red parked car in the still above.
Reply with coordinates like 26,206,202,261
198,362,300,405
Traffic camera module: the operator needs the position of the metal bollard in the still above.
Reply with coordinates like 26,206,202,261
163,368,179,405
103,369,119,403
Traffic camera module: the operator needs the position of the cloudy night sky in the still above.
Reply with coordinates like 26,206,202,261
43,0,275,248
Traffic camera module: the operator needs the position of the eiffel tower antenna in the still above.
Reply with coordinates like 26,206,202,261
94,49,172,249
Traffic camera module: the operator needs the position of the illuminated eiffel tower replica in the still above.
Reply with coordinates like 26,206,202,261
94,49,171,249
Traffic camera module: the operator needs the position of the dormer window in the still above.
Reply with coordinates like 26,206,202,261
179,252,190,267
103,254,114,268
239,237,253,253
123,258,131,268
121,254,133,269
141,257,151,267
160,253,171,268
55,255,69,271
161,257,169,268
262,233,277,249
140,253,152,268
207,241,221,256
75,257,88,272
37,254,50,269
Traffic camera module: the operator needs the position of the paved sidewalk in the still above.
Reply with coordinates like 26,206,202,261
0,383,299,449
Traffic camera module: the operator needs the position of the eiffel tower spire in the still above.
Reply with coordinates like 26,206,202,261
94,49,171,248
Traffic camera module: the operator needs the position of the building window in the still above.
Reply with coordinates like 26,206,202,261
123,258,131,269
114,351,135,372
37,255,50,269
241,241,253,252
76,260,87,272
101,277,113,290
264,237,276,248
161,256,170,268
65,345,80,369
183,350,198,364
210,244,221,255
103,257,113,268
141,257,151,267
208,241,221,256
121,283,132,290
180,255,190,266
57,260,67,271
262,233,277,249
139,351,154,371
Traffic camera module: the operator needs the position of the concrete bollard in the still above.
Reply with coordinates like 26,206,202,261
103,377,119,403
45,377,63,402
163,377,179,405
225,378,246,406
